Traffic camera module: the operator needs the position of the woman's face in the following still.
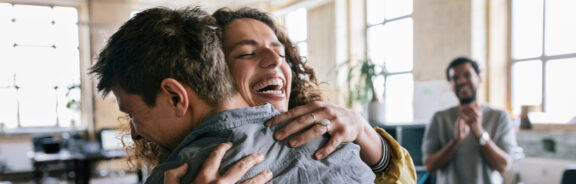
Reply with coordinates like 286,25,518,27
222,18,292,112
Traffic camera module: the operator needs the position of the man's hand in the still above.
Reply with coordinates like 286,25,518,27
454,118,470,142
459,104,484,138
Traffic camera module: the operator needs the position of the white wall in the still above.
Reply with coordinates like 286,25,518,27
0,137,33,171
519,157,576,184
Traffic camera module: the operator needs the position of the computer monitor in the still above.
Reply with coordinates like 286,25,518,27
371,123,426,166
398,124,425,166
99,129,130,151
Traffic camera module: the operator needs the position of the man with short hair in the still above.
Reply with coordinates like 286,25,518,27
91,7,375,184
422,57,517,184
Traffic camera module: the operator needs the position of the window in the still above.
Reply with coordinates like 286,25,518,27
284,8,308,57
366,0,413,122
511,0,576,121
0,3,82,129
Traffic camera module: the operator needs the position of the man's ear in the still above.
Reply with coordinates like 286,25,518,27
478,73,484,84
160,78,190,117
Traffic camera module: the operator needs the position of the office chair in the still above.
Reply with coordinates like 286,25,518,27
31,134,63,183
32,134,56,153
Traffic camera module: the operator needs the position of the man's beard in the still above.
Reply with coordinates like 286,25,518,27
456,84,477,105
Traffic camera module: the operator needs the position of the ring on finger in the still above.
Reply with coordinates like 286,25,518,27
315,119,331,132
311,113,316,122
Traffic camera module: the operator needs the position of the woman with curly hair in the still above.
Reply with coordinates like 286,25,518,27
118,7,415,184
165,7,416,184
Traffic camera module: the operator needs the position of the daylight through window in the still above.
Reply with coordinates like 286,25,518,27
0,3,81,129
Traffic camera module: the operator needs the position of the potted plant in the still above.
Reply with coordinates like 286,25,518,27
343,59,388,123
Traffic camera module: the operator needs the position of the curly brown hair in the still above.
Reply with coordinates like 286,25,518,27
117,121,169,170
212,7,323,108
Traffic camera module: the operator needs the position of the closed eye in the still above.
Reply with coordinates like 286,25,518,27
236,52,254,59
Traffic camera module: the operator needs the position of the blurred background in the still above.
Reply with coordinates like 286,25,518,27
0,0,574,183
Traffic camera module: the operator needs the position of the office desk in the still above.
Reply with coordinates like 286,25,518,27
30,150,126,184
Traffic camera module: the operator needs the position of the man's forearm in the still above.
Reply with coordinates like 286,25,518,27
479,140,510,173
424,139,459,173
472,127,510,173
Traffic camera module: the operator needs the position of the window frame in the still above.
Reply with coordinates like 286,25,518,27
510,0,576,115
283,8,309,57
0,0,93,134
365,0,414,123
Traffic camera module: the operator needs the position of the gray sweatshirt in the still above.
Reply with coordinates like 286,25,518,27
146,103,375,184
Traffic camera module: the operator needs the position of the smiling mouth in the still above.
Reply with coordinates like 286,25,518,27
252,78,284,95
457,84,471,91
457,84,476,97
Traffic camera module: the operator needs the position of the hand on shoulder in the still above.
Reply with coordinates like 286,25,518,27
266,101,375,160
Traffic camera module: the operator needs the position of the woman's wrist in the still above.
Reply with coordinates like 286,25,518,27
356,124,384,166
370,134,390,172
354,121,369,144
371,127,394,173
355,122,378,149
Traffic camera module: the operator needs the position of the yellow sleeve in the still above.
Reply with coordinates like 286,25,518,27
373,127,417,184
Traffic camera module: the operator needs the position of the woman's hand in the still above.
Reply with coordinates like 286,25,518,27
164,142,273,184
266,101,383,165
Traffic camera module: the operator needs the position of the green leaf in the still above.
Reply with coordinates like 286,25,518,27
338,58,389,107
